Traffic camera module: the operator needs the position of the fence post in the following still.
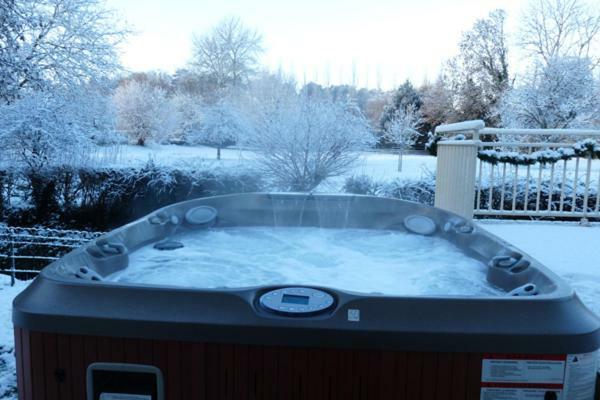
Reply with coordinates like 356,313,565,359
10,228,16,287
434,139,480,220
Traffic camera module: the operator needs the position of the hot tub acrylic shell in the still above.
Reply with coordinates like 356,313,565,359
12,193,600,400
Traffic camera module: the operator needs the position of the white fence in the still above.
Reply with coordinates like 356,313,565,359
0,226,102,285
434,120,600,222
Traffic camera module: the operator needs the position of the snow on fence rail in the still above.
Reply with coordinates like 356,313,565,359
434,121,600,222
0,225,103,285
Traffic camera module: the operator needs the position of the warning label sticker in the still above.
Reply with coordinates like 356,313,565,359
481,354,566,384
480,351,599,400
480,387,562,400
563,351,599,400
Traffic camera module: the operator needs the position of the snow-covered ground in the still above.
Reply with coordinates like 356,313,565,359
0,220,599,398
0,279,28,400
96,144,437,183
95,144,600,193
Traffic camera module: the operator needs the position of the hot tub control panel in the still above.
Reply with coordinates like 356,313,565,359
259,287,334,316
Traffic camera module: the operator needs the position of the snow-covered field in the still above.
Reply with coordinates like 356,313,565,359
96,144,437,183
96,144,600,193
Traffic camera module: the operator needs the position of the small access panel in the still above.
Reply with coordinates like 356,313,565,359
87,363,164,400
259,287,335,316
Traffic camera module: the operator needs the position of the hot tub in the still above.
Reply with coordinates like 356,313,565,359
12,193,600,400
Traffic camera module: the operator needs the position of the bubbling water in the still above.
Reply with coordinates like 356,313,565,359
107,227,499,296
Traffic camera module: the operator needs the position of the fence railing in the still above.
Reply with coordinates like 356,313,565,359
0,225,102,285
434,121,600,222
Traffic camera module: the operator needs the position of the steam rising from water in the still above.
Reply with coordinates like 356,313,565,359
108,227,498,296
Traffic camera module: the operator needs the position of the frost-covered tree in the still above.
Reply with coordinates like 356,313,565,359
113,81,177,146
520,0,600,67
247,94,376,191
378,81,422,147
419,75,453,132
383,106,422,172
500,57,600,129
446,10,510,125
191,17,263,91
66,83,121,146
380,81,422,129
173,68,220,98
172,92,203,143
0,88,105,171
120,71,174,95
194,100,249,160
0,0,127,103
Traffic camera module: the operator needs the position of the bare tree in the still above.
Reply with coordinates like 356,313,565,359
191,17,263,91
382,106,422,172
0,0,128,103
520,0,600,67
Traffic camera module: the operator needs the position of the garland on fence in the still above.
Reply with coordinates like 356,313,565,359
425,134,600,166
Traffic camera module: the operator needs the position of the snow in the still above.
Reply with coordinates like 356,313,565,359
481,220,600,316
109,226,497,296
96,144,437,185
0,277,29,400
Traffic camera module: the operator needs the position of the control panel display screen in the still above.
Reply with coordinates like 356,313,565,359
282,294,310,305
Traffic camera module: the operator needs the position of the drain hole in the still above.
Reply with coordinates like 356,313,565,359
508,283,538,296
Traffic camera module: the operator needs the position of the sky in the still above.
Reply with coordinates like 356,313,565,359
105,0,526,90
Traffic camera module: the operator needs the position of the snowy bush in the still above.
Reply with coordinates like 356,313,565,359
380,177,436,205
342,175,436,205
113,80,177,145
476,177,598,216
247,94,376,191
343,175,379,195
0,89,101,171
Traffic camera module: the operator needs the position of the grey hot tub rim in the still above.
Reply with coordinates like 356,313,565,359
12,193,600,354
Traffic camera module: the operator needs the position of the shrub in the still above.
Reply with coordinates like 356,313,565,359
343,175,379,195
1,163,264,230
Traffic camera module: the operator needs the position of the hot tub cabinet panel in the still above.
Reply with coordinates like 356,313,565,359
13,327,488,400
12,193,600,400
